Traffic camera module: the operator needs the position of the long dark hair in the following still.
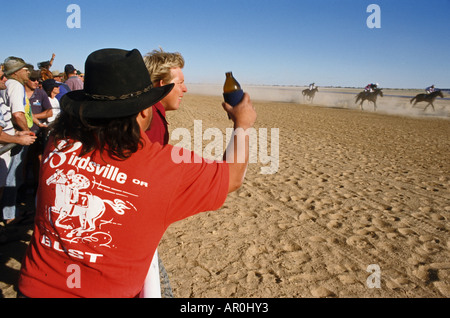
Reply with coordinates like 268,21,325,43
49,110,144,160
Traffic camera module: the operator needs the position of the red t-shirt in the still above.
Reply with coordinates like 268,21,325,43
18,132,229,298
145,102,168,145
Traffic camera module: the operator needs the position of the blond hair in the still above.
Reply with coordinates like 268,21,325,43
143,48,184,85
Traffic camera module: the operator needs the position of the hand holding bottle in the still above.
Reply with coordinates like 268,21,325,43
222,92,256,130
222,92,257,193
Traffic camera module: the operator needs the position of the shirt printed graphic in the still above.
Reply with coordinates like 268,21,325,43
46,169,131,242
42,140,137,248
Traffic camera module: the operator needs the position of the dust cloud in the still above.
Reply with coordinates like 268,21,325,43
187,84,450,119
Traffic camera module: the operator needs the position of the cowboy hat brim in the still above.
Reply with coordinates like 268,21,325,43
60,83,174,119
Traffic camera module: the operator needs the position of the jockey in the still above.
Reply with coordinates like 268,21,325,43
309,82,315,90
425,85,435,94
365,83,378,92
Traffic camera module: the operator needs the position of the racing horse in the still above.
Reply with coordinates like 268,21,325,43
302,87,319,103
410,90,444,111
355,88,383,111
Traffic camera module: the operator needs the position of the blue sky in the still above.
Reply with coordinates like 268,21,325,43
2,0,449,89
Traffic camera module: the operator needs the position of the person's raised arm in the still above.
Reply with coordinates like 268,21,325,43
222,93,257,193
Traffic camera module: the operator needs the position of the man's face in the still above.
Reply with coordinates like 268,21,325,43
14,67,31,84
26,77,39,90
160,67,187,111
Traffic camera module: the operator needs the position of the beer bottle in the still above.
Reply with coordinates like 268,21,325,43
223,72,244,107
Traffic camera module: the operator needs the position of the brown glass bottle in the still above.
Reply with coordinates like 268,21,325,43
223,72,244,107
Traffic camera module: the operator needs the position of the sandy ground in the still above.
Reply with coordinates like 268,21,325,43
1,92,449,298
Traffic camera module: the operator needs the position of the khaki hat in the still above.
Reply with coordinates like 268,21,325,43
52,70,63,77
3,56,30,76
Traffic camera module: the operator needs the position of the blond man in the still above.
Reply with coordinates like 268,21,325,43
143,48,188,145
140,49,190,298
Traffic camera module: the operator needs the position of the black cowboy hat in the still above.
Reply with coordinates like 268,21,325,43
60,48,174,119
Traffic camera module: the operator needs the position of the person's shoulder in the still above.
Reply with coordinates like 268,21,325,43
58,82,70,91
5,79,21,89
140,138,174,159
5,79,24,97
35,88,47,96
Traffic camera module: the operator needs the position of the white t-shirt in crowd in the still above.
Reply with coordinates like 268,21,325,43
48,97,60,123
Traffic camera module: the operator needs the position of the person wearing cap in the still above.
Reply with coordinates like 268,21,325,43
64,64,83,91
364,83,378,92
42,79,61,123
425,85,436,94
52,70,71,101
0,57,36,224
18,48,256,298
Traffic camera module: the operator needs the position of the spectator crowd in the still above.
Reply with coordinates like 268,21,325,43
0,53,84,230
